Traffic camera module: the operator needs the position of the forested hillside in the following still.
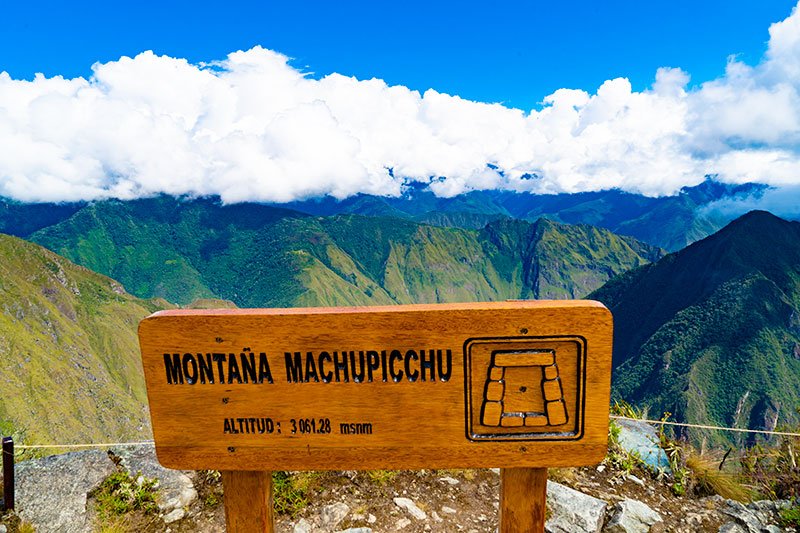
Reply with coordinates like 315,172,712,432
593,211,800,444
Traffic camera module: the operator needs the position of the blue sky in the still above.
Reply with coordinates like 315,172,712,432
2,0,797,109
1,1,799,206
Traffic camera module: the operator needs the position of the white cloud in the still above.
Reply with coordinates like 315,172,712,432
702,184,800,220
1,3,800,203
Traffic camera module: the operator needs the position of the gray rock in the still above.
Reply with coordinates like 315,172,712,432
337,529,373,533
626,474,645,487
15,449,116,533
114,444,197,512
395,517,412,529
394,497,427,520
0,524,7,533
604,498,663,532
293,518,313,533
718,523,747,533
321,502,350,529
722,499,779,533
684,512,707,528
546,481,607,533
615,419,670,471
163,508,185,524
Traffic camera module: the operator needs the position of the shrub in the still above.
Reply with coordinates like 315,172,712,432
684,453,751,501
740,435,800,500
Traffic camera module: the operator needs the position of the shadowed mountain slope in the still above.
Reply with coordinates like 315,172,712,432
592,211,800,444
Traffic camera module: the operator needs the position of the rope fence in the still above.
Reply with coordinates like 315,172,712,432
2,415,798,512
4,415,798,454
609,415,800,438
13,440,154,451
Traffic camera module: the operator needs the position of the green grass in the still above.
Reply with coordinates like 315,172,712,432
0,234,169,445
780,505,800,527
272,471,322,517
93,470,159,520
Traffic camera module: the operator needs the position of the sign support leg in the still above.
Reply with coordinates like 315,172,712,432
500,467,547,533
222,470,274,532
2,436,13,511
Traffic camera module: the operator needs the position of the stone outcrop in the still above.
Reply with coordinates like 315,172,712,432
15,449,116,533
604,498,663,532
114,444,197,513
546,480,607,533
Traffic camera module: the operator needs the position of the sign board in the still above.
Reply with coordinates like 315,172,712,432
138,301,612,471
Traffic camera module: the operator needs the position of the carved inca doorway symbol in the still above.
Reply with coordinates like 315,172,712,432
480,349,568,428
465,336,586,441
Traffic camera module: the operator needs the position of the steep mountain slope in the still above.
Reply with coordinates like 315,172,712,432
592,211,800,443
29,196,662,307
30,196,309,304
0,234,169,444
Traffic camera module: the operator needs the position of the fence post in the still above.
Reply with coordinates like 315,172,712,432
2,436,13,511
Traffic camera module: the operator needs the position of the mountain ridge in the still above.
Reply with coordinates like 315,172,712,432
26,196,664,308
0,177,769,251
592,210,800,443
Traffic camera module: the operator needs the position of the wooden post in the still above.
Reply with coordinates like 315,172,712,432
221,470,274,532
500,467,548,533
2,436,13,511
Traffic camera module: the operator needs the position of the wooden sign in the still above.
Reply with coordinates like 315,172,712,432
138,301,612,472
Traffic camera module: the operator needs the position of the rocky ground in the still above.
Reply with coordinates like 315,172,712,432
0,441,796,533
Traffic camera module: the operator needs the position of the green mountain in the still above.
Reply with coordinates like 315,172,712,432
592,211,800,444
29,196,663,307
0,233,169,445
0,197,84,238
279,179,767,251
1,178,767,252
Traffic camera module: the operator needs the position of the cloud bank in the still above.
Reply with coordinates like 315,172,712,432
2,4,800,203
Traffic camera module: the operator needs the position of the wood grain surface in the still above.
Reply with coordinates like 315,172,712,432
500,468,548,532
221,471,273,532
138,301,612,471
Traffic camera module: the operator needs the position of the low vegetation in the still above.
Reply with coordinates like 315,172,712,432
740,428,800,500
610,400,800,505
272,471,326,517
92,469,159,520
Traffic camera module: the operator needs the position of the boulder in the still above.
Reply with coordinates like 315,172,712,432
546,481,607,533
615,419,670,471
162,507,185,524
293,517,313,533
604,498,663,532
113,444,197,512
718,523,747,533
722,499,787,533
15,449,116,533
